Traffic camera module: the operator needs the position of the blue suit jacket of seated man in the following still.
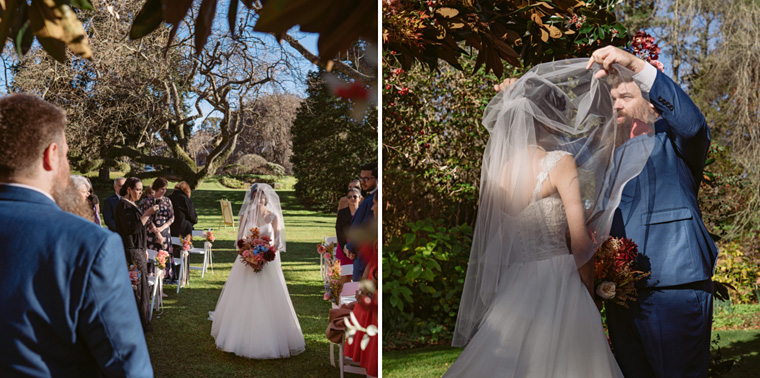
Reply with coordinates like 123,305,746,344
609,68,719,287
0,185,153,377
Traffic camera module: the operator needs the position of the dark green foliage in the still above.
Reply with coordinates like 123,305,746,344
383,219,472,347
290,71,377,212
383,53,522,240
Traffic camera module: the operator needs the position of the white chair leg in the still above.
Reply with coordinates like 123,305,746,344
149,280,157,321
330,342,335,366
201,251,207,278
339,342,345,378
176,257,183,294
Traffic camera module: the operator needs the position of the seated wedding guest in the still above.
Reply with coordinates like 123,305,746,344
335,187,362,272
343,194,378,377
115,177,158,331
168,181,197,282
71,175,101,225
103,177,125,231
0,93,152,376
337,179,361,212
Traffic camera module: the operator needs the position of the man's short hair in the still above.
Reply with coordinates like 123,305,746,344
0,94,66,179
360,162,377,178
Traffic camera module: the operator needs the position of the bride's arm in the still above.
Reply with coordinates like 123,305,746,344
552,155,594,298
237,214,246,241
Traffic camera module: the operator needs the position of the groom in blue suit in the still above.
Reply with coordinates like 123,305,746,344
0,94,152,377
588,47,718,377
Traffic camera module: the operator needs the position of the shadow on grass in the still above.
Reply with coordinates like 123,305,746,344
715,330,760,378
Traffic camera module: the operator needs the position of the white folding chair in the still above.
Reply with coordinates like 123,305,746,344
340,264,354,278
170,237,187,293
339,349,367,378
171,236,209,285
192,229,213,274
146,249,164,320
339,281,360,306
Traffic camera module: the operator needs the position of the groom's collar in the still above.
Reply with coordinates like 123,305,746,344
0,183,58,207
0,182,55,202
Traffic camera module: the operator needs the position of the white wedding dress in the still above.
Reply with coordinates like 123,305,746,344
446,151,624,377
209,214,306,359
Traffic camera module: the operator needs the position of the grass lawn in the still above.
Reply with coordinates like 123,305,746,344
92,175,358,377
384,328,760,377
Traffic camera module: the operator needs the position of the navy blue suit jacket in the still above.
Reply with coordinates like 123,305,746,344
0,185,153,377
347,191,376,279
103,193,120,232
610,70,718,287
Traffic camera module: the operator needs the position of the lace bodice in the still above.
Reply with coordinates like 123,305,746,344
513,150,571,262
255,213,276,239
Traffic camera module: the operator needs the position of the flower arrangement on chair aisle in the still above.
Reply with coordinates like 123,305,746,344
316,240,336,260
155,250,170,270
128,264,141,290
323,260,343,306
236,227,277,272
181,234,192,251
593,236,651,307
203,230,215,243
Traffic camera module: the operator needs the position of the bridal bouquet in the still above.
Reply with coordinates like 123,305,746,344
155,250,170,270
593,236,650,307
236,227,277,272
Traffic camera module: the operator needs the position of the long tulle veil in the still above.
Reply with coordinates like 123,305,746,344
238,183,286,252
451,59,656,346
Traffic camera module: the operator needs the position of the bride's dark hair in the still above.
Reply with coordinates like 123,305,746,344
250,184,267,205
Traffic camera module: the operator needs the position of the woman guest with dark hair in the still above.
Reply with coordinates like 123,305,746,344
140,178,174,255
335,187,362,278
337,179,361,212
168,181,197,283
115,177,158,331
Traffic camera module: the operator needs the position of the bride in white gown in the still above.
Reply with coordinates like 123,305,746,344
210,183,305,359
446,60,655,377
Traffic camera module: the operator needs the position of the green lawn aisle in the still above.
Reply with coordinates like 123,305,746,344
93,177,352,377
382,330,760,377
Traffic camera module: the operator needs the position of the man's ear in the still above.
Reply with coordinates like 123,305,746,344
41,143,59,172
649,102,661,116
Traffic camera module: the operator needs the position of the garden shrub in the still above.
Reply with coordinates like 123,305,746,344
383,219,472,347
266,162,286,176
236,154,268,173
713,239,760,304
